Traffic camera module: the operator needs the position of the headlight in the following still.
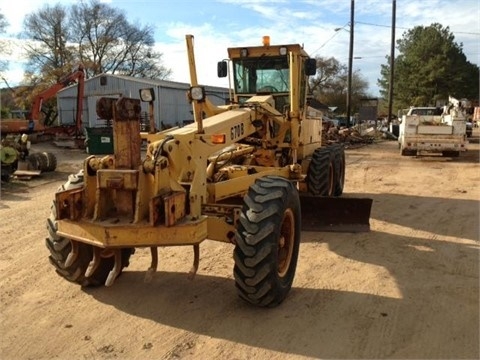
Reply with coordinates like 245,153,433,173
190,86,205,101
139,88,155,102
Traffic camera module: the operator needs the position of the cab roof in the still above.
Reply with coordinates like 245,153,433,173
227,43,309,59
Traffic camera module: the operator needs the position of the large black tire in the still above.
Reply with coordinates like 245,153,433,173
442,151,460,157
45,171,133,286
26,152,49,171
234,176,301,307
400,147,416,156
41,152,57,172
26,153,41,170
332,144,345,196
306,147,335,196
1,168,12,182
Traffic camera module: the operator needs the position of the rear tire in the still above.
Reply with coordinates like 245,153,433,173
26,152,50,171
307,147,335,196
442,151,460,157
41,152,57,172
45,171,133,286
332,144,345,196
1,169,11,182
26,153,41,170
234,176,301,307
400,147,416,156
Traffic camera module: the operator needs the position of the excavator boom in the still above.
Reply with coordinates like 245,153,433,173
1,65,85,136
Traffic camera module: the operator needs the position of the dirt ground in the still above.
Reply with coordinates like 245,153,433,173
1,132,479,360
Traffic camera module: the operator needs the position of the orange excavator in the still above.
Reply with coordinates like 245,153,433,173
1,64,85,138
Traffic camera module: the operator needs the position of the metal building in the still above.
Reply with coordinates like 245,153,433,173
56,74,229,130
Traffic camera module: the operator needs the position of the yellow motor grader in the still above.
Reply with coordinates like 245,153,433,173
46,35,372,307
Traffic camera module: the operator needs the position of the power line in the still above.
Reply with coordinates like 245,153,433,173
355,20,406,30
454,31,480,35
310,20,480,58
356,20,480,35
310,22,349,56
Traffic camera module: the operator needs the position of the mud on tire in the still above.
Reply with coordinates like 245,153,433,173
233,176,301,307
45,170,132,286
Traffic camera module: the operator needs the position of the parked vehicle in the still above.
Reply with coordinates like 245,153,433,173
398,104,468,157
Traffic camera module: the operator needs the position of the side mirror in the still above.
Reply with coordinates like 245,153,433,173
305,58,317,76
217,61,228,78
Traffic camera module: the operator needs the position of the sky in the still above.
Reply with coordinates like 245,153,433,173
0,0,479,97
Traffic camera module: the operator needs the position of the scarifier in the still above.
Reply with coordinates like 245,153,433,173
46,35,372,307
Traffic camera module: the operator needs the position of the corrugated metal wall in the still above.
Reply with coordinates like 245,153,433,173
57,74,229,129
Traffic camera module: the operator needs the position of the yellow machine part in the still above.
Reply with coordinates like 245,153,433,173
0,146,18,164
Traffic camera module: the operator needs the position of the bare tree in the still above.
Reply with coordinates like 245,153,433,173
70,0,171,79
309,56,346,97
22,0,171,81
18,4,77,124
19,0,171,123
0,11,10,76
309,55,370,115
22,3,75,82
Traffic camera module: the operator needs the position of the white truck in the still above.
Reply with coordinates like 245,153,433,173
398,105,468,157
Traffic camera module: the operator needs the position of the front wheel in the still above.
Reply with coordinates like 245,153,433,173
233,176,301,307
45,171,133,286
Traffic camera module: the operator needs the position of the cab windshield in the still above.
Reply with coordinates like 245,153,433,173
233,56,289,94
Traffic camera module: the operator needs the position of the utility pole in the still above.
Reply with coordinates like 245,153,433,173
387,0,396,126
346,0,355,128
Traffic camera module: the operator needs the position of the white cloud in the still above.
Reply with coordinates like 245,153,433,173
0,0,478,96
0,0,77,34
155,22,232,87
2,63,26,86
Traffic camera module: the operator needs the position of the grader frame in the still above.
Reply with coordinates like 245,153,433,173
47,35,371,307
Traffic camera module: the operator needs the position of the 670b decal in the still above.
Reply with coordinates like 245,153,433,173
230,123,244,140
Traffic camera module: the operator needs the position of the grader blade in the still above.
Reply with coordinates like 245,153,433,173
300,195,373,232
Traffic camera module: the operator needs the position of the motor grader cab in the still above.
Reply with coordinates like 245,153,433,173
46,35,372,307
218,36,311,114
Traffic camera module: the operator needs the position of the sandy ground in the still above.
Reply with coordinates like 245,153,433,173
1,132,479,360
